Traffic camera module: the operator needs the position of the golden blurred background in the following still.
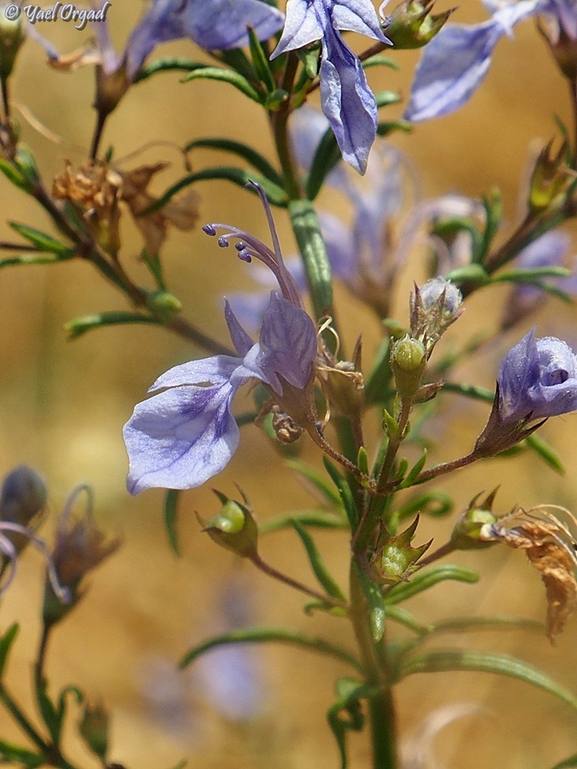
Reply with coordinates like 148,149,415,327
0,1,576,767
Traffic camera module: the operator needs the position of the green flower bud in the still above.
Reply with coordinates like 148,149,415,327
0,4,25,79
386,0,452,49
145,290,182,320
369,517,431,585
391,335,426,400
451,490,499,550
528,140,574,214
201,499,258,559
79,701,109,761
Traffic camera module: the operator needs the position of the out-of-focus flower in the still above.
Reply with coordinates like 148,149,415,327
404,0,577,122
501,229,577,330
124,184,319,494
497,327,577,424
34,0,284,114
271,0,391,173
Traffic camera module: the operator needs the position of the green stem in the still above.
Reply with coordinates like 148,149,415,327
349,564,398,769
270,52,302,200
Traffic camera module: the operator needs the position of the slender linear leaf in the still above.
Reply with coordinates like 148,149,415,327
328,678,374,769
8,223,73,256
65,312,160,339
322,459,358,529
550,755,577,769
0,739,43,768
399,650,577,709
146,167,288,213
0,253,67,268
259,510,348,533
184,138,283,187
362,55,399,70
292,519,346,601
134,58,209,82
0,158,26,189
384,565,479,605
164,490,181,557
396,491,453,522
182,67,263,102
180,627,362,672
305,127,342,200
0,625,18,678
525,433,565,474
285,459,343,509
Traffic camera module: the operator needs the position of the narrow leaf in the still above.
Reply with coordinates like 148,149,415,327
525,433,565,474
291,519,346,601
399,650,577,710
384,565,479,605
398,450,427,489
182,67,263,102
8,223,73,255
0,158,26,189
184,138,283,187
248,27,276,92
286,459,343,509
0,739,43,768
305,128,342,200
134,58,210,82
164,489,181,556
179,627,362,672
327,678,373,769
0,624,18,678
65,312,159,339
0,253,67,268
550,755,577,769
396,491,453,522
259,510,348,533
322,458,358,529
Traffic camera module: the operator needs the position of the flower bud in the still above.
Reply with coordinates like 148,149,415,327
391,335,426,400
385,0,452,49
410,278,463,355
0,465,47,555
79,701,109,761
369,517,431,584
201,499,258,559
0,4,25,79
528,140,574,214
145,290,182,320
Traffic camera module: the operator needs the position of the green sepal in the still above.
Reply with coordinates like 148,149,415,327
147,167,288,212
0,740,44,768
164,489,181,557
179,627,363,672
247,26,276,92
259,510,348,533
398,650,577,710
384,564,479,605
291,519,346,602
182,67,263,102
0,624,18,677
134,58,210,82
289,198,333,319
8,223,73,256
64,312,159,339
285,459,343,509
0,157,26,189
322,458,358,528
184,137,284,187
327,678,376,769
444,263,489,286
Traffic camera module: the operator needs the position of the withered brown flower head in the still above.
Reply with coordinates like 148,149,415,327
480,505,577,643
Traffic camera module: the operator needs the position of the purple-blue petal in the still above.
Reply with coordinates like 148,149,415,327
149,355,242,392
319,26,378,174
257,292,317,393
124,377,244,494
498,329,577,423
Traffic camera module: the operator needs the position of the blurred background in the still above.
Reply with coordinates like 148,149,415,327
0,1,576,767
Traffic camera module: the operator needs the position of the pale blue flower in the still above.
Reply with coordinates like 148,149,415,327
404,0,566,122
271,0,391,173
497,328,577,423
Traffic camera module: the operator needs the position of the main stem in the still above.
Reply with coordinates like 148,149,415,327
350,564,398,769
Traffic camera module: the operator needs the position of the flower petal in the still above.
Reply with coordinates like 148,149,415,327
149,355,242,392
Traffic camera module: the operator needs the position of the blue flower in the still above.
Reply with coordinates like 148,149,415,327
497,328,577,424
403,0,568,122
123,186,318,494
271,0,391,173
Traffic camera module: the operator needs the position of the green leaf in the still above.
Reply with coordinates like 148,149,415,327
362,55,399,70
147,167,288,212
286,459,344,509
0,624,18,678
444,263,489,285
64,312,159,339
376,119,412,137
494,265,570,282
398,650,577,710
396,491,453,522
442,381,494,403
397,450,427,489
0,253,69,269
164,490,181,557
525,433,565,474
247,27,276,92
182,67,263,102
478,188,503,265
305,127,342,201
179,627,362,672
259,510,348,533
550,755,577,769
8,223,73,256
322,459,358,528
0,739,43,768
385,605,431,635
134,58,210,82
384,565,479,605
327,678,374,769
184,138,284,187
0,157,27,189
291,519,346,601
374,91,401,109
